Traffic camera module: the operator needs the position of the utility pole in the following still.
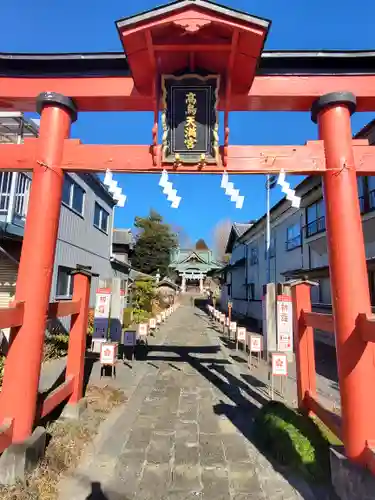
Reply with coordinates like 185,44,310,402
266,175,277,284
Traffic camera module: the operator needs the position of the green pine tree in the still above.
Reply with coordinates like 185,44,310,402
132,209,178,277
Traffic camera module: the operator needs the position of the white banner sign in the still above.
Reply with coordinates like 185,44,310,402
138,323,148,337
277,295,293,353
250,335,262,353
230,321,237,333
272,353,288,376
100,343,117,365
149,318,156,329
237,327,246,342
156,314,162,324
95,288,111,319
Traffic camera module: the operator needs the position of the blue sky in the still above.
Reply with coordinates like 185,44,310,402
1,0,375,247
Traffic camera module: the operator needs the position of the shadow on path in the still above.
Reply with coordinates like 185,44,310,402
139,338,324,498
86,481,131,500
86,482,108,500
196,299,339,387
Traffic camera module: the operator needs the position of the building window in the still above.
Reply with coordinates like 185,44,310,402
94,202,109,233
0,172,12,212
14,173,31,218
358,177,366,213
247,283,255,301
306,199,326,238
249,247,258,266
62,175,85,215
56,266,74,298
286,223,302,251
264,238,276,259
355,176,375,213
368,176,375,211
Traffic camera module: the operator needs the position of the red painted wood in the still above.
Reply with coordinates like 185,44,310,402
66,272,91,404
40,377,74,419
0,419,13,454
303,311,334,333
154,44,232,51
291,284,317,412
305,392,342,441
2,139,375,174
47,299,81,319
117,5,267,94
38,140,375,175
2,75,375,112
0,102,74,443
237,75,375,112
317,101,375,463
357,313,375,342
0,302,24,329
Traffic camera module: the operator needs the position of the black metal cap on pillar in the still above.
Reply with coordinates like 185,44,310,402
70,264,99,279
36,92,78,123
311,91,356,123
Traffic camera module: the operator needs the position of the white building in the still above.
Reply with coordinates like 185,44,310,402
221,121,375,346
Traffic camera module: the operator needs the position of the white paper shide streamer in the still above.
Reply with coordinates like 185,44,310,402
277,170,301,208
220,171,244,209
103,169,127,207
159,170,181,209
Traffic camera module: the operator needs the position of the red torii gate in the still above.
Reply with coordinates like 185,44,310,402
1,0,375,472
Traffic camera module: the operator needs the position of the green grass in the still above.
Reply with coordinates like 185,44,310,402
253,401,342,482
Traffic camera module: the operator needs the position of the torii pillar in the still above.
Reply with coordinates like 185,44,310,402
312,92,375,463
0,92,77,442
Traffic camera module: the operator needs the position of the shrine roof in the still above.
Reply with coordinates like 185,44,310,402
170,248,222,270
2,50,375,77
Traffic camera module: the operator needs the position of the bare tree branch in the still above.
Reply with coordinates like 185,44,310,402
212,218,232,262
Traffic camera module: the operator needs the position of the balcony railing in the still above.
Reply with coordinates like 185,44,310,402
0,172,31,225
286,234,302,251
305,216,326,238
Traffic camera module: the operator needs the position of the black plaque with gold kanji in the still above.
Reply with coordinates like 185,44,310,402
161,74,220,164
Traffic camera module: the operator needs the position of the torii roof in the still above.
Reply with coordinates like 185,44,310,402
115,0,270,95
116,0,270,31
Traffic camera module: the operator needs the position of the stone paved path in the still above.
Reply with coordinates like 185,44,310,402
59,305,327,500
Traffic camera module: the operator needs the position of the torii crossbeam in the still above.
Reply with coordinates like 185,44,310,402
1,139,375,174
